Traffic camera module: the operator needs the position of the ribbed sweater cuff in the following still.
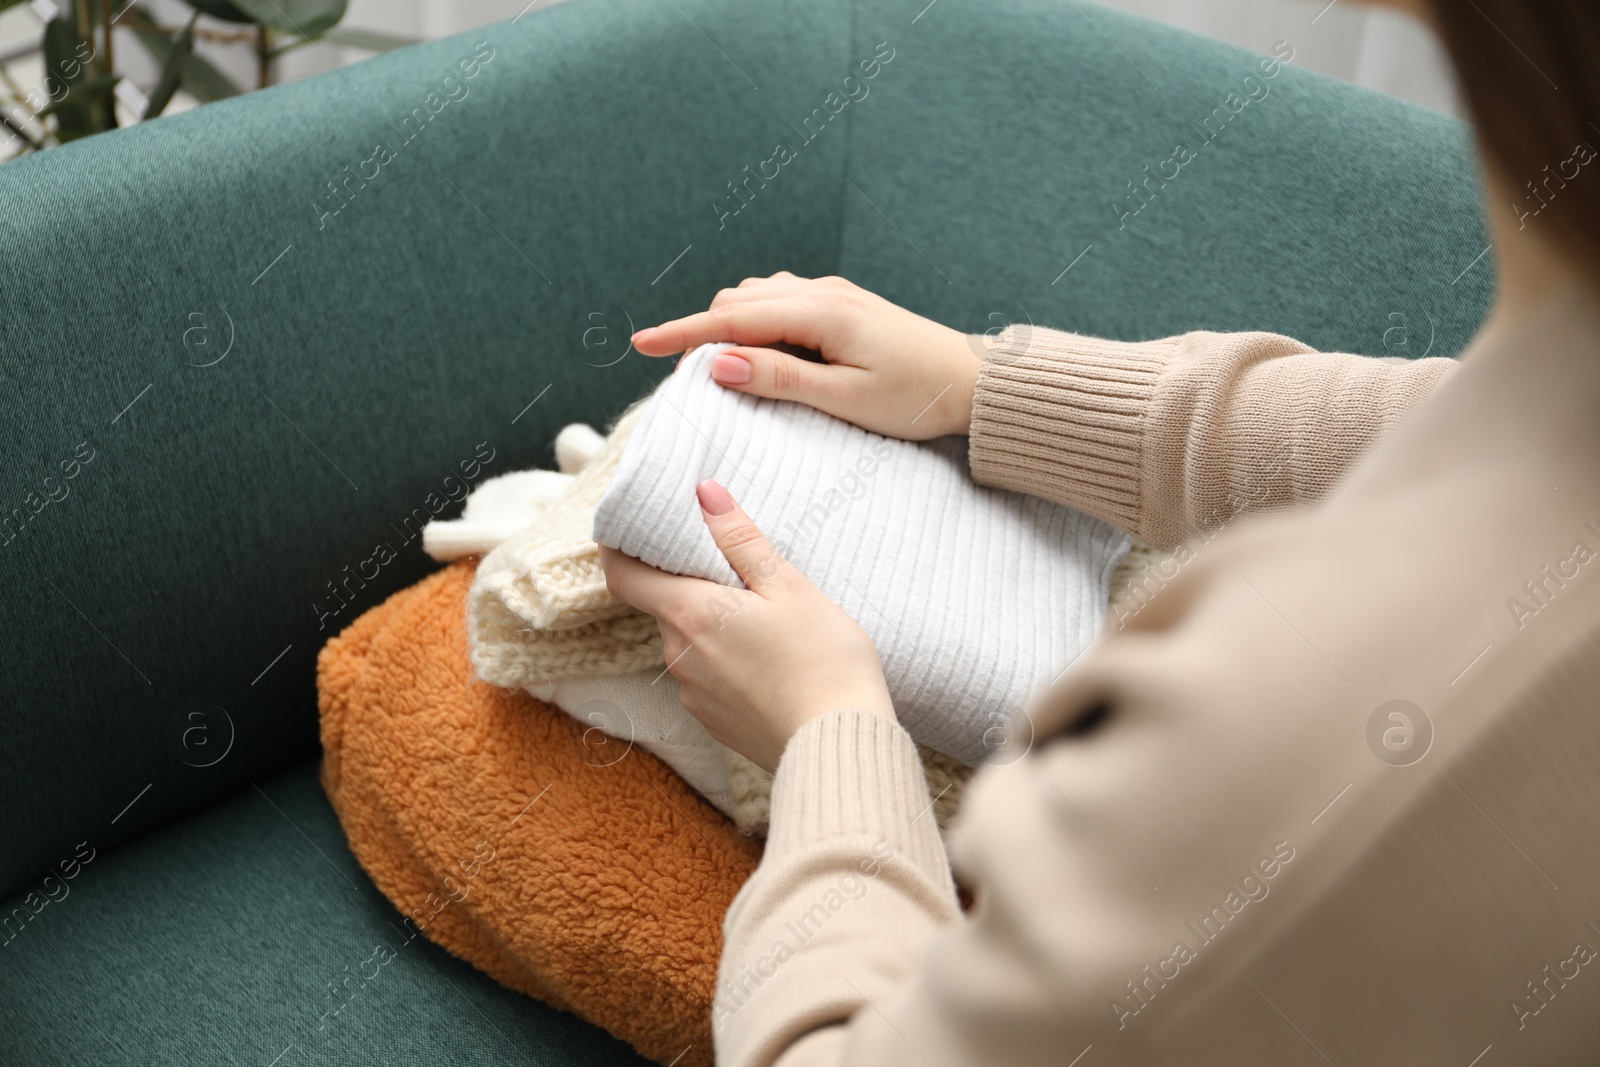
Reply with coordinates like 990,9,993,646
968,324,1178,535
766,709,950,878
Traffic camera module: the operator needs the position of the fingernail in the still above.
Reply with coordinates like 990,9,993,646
697,479,735,516
711,352,752,385
631,327,655,343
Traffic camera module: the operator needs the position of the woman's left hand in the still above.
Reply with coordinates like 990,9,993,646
598,479,896,772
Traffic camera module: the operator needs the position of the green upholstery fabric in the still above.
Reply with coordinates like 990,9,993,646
1,0,1493,1061
843,0,1492,352
1,0,852,897
0,760,651,1066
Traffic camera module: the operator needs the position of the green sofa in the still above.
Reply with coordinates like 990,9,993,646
0,0,1490,1061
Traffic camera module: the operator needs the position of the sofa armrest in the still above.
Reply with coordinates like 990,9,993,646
0,0,853,896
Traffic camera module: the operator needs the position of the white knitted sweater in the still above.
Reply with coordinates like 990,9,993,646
593,344,1132,765
431,408,977,831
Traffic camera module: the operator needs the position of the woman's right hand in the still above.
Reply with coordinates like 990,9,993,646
630,272,983,441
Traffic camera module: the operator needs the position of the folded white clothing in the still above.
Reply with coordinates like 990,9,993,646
592,343,1133,766
432,397,982,832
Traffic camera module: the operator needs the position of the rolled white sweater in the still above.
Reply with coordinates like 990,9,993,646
592,343,1132,765
433,401,982,834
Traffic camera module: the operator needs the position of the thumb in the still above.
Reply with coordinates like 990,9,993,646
711,346,852,413
696,479,787,593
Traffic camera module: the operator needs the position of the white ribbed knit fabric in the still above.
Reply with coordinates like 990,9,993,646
592,343,1133,765
430,400,983,832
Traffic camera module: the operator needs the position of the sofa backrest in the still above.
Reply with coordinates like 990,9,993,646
0,0,1491,898
837,0,1491,357
0,0,851,896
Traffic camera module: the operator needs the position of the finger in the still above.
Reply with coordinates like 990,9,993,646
598,545,700,618
735,270,807,290
631,297,829,357
695,480,790,594
707,279,810,310
711,345,863,411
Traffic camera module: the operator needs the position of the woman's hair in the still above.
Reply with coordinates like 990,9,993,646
1424,1,1600,272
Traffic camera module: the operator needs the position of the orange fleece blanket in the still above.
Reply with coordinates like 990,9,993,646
318,559,760,1067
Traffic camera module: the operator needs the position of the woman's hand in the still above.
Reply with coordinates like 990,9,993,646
630,272,982,441
599,479,895,773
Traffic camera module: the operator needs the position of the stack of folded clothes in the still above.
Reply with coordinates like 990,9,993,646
452,343,1133,829
320,343,1152,1065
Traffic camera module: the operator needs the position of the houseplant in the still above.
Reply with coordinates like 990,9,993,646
0,0,414,155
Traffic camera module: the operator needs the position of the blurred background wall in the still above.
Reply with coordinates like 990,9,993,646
1092,0,1457,113
0,0,1458,161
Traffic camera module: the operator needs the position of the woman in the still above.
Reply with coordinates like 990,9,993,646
601,1,1600,1062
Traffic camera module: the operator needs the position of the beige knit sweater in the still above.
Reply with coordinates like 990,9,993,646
715,282,1600,1066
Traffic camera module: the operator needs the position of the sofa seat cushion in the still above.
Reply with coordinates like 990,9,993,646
0,760,648,1066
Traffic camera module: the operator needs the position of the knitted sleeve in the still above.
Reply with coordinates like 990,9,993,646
966,325,1458,548
713,709,961,1067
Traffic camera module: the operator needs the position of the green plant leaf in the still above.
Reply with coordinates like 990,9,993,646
142,12,197,119
125,6,243,102
229,0,347,37
0,0,35,12
41,17,95,140
34,72,119,119
181,0,255,22
0,104,43,151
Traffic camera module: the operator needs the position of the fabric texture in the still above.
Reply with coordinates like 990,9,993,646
449,403,979,835
526,668,741,819
0,759,654,1067
422,424,604,560
714,302,1600,1067
468,401,661,687
970,327,1460,549
0,0,854,901
1,0,1492,908
593,344,1133,765
524,669,976,837
318,558,763,1067
2,0,1498,1060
